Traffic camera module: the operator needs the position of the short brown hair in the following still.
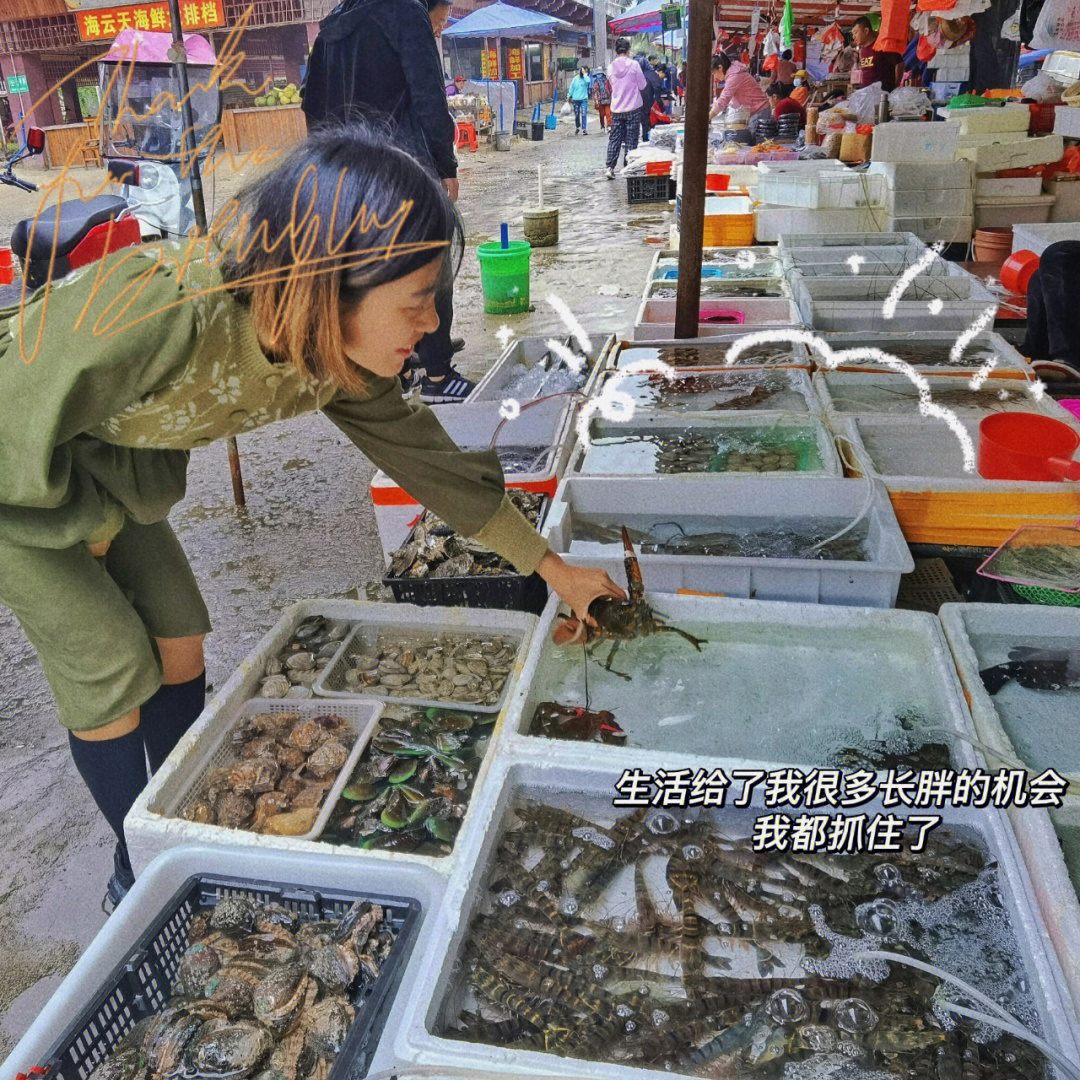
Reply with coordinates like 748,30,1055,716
213,124,461,395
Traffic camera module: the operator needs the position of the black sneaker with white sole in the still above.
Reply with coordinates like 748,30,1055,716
419,371,475,403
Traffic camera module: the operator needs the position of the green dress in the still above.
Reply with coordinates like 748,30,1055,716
0,242,548,730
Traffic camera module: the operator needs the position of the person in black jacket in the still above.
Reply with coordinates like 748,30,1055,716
302,0,474,402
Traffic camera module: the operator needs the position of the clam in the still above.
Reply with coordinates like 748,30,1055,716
287,718,330,753
181,1020,273,1080
261,807,319,836
307,737,349,779
259,675,291,698
210,895,258,935
228,755,280,795
215,791,254,830
284,652,315,672
303,997,354,1057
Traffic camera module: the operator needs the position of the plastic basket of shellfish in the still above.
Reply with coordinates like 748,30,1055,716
166,699,383,840
314,622,525,713
381,492,550,616
15,871,421,1080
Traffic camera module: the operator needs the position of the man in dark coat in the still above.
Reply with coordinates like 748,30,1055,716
303,0,474,401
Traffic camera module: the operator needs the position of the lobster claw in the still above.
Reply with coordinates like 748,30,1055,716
621,526,645,604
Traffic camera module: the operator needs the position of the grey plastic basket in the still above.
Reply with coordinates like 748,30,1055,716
315,622,527,713
168,698,382,842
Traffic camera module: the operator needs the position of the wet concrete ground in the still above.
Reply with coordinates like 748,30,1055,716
0,117,670,1058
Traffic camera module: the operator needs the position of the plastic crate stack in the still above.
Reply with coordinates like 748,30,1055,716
751,160,889,243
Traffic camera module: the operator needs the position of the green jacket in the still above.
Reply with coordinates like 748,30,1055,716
0,243,548,573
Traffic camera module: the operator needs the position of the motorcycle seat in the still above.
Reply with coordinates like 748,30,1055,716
11,195,128,264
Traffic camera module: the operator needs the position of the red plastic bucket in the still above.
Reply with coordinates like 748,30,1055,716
978,412,1080,482
706,173,731,191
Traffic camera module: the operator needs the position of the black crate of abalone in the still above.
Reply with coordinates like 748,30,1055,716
382,501,550,615
29,875,420,1080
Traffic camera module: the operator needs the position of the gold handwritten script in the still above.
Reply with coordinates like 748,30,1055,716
8,7,449,365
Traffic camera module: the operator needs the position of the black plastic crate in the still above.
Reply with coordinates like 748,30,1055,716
626,173,673,204
31,875,421,1080
383,499,550,615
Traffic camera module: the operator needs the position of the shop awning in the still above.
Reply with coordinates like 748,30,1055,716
442,1,576,38
609,0,665,35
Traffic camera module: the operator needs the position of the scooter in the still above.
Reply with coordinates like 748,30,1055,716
3,127,140,290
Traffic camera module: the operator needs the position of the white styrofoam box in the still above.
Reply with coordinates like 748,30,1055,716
870,120,959,163
1013,220,1080,255
817,329,1033,379
814,369,1077,423
974,193,1057,230
756,161,884,208
605,336,815,371
836,414,1080,495
956,129,1029,148
370,395,573,558
392,755,1080,1080
885,212,975,245
791,267,997,333
958,133,1065,172
885,184,974,217
868,158,974,192
125,601,539,876
1055,104,1080,139
567,411,842,479
976,173,1046,198
498,594,980,768
779,229,923,253
939,603,1080,1019
647,245,783,283
596,365,819,414
631,295,804,341
466,332,613,403
1046,176,1080,223
0,844,449,1080
931,81,963,99
543,474,913,607
940,103,1032,134
754,204,885,243
645,275,791,300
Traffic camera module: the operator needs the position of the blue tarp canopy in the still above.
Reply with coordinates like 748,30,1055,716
442,1,573,38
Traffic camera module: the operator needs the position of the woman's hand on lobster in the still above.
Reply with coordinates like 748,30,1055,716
536,551,626,627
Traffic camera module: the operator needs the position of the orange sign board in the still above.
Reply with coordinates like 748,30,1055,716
76,0,225,40
506,46,523,80
480,46,499,79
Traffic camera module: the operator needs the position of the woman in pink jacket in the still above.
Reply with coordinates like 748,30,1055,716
604,36,647,179
709,52,771,139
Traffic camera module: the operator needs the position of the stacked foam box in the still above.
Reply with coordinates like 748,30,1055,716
927,40,971,85
939,105,1061,226
867,159,975,244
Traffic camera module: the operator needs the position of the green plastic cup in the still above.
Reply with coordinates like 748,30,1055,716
477,240,531,314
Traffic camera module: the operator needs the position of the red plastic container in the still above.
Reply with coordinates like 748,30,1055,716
1029,102,1059,133
0,248,12,286
978,412,1080,482
1000,250,1040,295
645,160,672,176
705,172,731,191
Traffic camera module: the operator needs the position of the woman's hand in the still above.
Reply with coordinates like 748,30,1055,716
537,551,626,625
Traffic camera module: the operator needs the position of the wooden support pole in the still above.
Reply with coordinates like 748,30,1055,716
674,0,713,339
167,0,246,508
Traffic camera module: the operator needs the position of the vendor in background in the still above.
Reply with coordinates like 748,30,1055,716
650,94,673,127
790,69,811,106
850,15,904,92
708,51,771,131
0,126,625,910
766,81,806,124
767,49,798,94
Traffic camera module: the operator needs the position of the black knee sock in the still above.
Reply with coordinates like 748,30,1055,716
141,670,207,773
68,727,149,845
